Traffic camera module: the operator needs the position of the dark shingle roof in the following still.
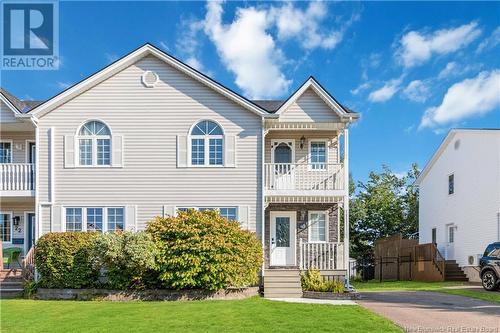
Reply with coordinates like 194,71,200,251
251,100,284,113
0,88,43,113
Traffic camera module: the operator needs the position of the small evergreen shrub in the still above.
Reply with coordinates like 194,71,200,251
35,232,100,288
91,231,158,290
301,269,344,293
146,209,263,291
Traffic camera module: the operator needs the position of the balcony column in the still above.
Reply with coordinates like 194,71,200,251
343,128,350,286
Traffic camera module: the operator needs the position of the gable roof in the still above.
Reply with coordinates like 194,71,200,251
29,43,270,118
415,128,500,185
251,100,284,113
0,88,43,114
273,77,359,121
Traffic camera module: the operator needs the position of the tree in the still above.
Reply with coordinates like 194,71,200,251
349,164,420,259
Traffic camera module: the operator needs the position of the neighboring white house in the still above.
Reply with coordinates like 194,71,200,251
416,129,500,281
0,44,358,297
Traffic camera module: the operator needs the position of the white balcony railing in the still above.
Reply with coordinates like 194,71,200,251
299,239,345,271
0,163,35,191
264,163,344,192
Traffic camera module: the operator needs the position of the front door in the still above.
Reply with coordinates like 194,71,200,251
270,211,296,266
445,224,455,260
271,140,295,189
27,213,35,250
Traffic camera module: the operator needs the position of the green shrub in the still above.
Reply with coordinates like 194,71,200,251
35,232,100,288
23,280,37,298
91,231,158,290
146,209,263,291
301,269,345,293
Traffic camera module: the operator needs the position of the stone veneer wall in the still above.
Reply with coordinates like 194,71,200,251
264,203,339,269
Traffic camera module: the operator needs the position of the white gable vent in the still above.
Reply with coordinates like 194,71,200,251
141,70,159,88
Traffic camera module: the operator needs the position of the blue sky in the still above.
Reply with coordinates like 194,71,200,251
2,1,500,182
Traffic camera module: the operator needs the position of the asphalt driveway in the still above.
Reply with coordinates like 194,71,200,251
357,291,500,332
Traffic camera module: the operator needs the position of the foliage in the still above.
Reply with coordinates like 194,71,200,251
91,231,159,290
349,164,420,259
35,232,101,288
22,280,37,299
146,209,263,291
301,269,344,293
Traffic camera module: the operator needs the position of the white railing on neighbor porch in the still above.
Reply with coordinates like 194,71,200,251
264,163,344,191
0,163,35,191
299,239,345,270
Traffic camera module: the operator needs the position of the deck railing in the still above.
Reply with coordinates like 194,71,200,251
264,163,344,191
0,163,35,191
22,246,36,281
299,239,345,270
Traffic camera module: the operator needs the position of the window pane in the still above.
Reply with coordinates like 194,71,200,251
80,121,110,136
209,138,223,165
0,143,12,163
191,139,205,165
310,142,326,170
79,139,92,165
448,174,454,194
276,217,290,247
66,208,82,232
310,213,326,242
108,208,124,232
220,207,237,221
97,139,111,165
0,214,11,242
86,208,103,232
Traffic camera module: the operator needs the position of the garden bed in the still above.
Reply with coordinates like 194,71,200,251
303,290,361,300
36,287,259,301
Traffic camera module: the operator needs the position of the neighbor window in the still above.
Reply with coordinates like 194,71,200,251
309,211,327,242
78,121,111,166
448,174,454,195
309,141,327,170
431,228,437,244
177,207,238,221
0,142,12,163
65,207,124,232
0,213,12,242
190,120,224,166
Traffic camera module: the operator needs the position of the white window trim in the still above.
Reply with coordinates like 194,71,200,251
0,211,13,243
25,140,35,164
62,206,125,232
447,224,455,244
270,139,295,163
308,210,329,243
76,120,112,168
448,172,455,196
175,206,238,220
308,139,329,171
0,140,13,164
188,120,225,167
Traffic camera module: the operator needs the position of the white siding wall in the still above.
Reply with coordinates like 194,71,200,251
419,131,500,268
0,131,35,163
0,101,17,123
37,56,262,235
279,88,341,123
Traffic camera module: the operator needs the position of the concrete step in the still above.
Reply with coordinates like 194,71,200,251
1,281,23,288
0,289,23,299
265,282,302,288
265,269,300,277
265,275,301,282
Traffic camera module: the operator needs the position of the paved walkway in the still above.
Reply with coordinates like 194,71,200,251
357,291,500,332
267,298,357,305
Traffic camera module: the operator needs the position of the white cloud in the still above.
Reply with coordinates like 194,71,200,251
56,81,72,89
437,61,458,80
403,80,430,103
397,22,482,68
368,77,403,103
203,1,290,99
476,26,500,53
176,17,206,73
420,70,500,128
350,82,371,95
158,41,169,51
105,53,118,63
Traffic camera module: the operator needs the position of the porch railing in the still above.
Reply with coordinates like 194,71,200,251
0,163,35,191
299,239,345,270
264,163,344,191
22,246,36,281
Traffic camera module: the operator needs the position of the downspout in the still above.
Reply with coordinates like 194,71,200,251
261,117,266,277
343,127,351,289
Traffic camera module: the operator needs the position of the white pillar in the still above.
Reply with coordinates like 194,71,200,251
343,128,350,286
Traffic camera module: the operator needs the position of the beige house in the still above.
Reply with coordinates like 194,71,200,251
0,44,358,297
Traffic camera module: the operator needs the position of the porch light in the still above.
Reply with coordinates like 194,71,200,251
300,136,305,149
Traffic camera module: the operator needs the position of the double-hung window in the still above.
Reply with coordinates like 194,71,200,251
78,121,111,166
308,211,328,242
177,206,238,221
448,174,454,195
65,207,124,232
190,120,224,166
0,213,12,242
0,142,12,163
309,140,327,170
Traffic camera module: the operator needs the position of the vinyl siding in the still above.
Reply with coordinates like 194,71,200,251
0,101,17,123
0,131,35,163
37,56,262,235
280,88,341,123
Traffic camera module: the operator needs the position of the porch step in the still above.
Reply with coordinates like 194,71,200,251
264,269,302,298
0,269,24,299
444,262,468,282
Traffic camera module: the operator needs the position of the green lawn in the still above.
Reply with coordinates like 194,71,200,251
0,297,402,333
353,280,500,304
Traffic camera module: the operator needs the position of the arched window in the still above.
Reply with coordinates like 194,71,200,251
78,120,111,166
190,120,224,166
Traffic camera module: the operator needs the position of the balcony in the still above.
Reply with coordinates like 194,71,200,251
0,163,35,196
264,163,345,197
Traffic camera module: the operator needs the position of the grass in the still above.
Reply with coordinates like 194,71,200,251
352,280,500,304
0,297,402,333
